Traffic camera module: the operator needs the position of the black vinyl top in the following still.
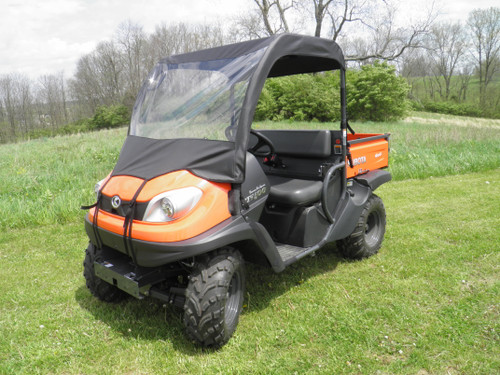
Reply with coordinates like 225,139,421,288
115,34,345,183
161,34,344,72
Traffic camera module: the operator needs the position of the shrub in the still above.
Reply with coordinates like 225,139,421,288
256,72,341,122
90,105,130,129
256,64,409,123
418,101,484,118
347,61,410,121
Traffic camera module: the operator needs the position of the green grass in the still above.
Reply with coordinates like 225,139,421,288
1,170,498,374
0,112,499,373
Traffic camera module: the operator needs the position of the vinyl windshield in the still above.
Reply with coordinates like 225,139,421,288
130,47,267,141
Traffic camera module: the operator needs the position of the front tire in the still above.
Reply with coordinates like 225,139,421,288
83,243,127,302
337,194,386,259
183,248,245,348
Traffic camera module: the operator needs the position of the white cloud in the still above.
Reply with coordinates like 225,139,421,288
0,0,246,77
0,0,496,78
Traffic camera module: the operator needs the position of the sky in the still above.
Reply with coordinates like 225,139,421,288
0,0,497,78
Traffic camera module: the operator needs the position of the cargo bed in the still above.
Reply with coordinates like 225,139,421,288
346,133,390,178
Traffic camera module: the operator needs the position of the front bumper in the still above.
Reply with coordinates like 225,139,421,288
85,215,256,267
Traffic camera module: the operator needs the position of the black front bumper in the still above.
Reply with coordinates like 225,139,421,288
84,215,258,267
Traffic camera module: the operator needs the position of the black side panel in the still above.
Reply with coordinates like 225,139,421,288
240,153,270,221
327,181,372,241
112,135,240,183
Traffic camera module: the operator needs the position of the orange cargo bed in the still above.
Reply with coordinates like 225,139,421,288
345,133,390,178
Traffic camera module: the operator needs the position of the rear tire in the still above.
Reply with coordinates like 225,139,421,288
83,243,127,302
337,194,386,259
183,248,245,348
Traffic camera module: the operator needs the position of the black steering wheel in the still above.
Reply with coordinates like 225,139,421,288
249,129,276,157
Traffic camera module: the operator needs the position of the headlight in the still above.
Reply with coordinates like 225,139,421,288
143,187,203,222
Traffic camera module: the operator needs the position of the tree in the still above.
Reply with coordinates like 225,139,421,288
237,0,437,62
115,20,148,107
37,72,68,130
427,22,468,100
253,0,293,35
467,7,500,109
0,75,19,137
0,74,36,138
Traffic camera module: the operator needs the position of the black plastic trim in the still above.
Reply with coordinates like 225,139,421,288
347,133,390,146
354,169,392,191
85,214,283,270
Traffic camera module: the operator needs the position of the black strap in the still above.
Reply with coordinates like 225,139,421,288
122,179,148,266
80,202,97,210
88,178,112,250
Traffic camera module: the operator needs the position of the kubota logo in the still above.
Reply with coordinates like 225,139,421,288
352,156,367,166
111,195,121,209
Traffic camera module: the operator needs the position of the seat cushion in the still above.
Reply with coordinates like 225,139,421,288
267,176,323,206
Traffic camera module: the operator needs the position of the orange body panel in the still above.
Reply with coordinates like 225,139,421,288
345,134,389,178
90,170,231,243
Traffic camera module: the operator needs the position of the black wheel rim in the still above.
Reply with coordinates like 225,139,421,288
364,209,382,248
224,271,242,327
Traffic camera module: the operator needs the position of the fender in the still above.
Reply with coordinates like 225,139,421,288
354,169,392,191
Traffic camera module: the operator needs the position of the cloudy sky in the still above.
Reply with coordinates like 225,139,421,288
0,0,496,78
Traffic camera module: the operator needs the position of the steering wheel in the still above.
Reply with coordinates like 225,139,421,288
249,129,276,157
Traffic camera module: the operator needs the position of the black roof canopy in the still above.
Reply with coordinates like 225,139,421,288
116,34,345,183
162,33,345,75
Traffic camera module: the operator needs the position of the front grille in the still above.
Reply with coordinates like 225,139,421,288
99,195,148,221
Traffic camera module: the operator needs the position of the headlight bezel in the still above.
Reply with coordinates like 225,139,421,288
143,187,203,223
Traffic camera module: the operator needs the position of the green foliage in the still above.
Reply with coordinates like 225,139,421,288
406,74,500,119
347,61,410,121
417,100,499,119
255,73,340,122
90,105,130,130
256,64,409,123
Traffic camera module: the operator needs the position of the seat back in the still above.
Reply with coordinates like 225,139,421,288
258,129,332,158
253,129,342,180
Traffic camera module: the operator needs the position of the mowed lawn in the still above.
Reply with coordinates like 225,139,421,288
0,114,499,374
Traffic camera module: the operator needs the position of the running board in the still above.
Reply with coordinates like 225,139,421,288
276,244,314,266
276,225,335,267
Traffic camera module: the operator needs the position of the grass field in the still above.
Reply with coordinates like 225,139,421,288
0,113,499,374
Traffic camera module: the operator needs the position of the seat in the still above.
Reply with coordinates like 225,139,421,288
267,175,323,206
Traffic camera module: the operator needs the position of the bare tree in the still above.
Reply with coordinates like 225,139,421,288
427,22,468,100
70,40,126,116
0,74,37,138
343,1,437,62
145,22,226,68
38,72,68,130
238,0,437,63
115,20,148,105
251,0,295,35
457,65,473,102
467,7,500,108
0,75,19,137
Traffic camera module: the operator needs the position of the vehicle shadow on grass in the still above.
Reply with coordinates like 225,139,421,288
243,243,342,313
74,243,343,354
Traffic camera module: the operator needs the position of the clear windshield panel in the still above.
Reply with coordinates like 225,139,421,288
130,47,267,141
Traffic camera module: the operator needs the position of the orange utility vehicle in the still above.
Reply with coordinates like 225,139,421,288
83,34,391,348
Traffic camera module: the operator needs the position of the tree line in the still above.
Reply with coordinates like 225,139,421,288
0,2,498,143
